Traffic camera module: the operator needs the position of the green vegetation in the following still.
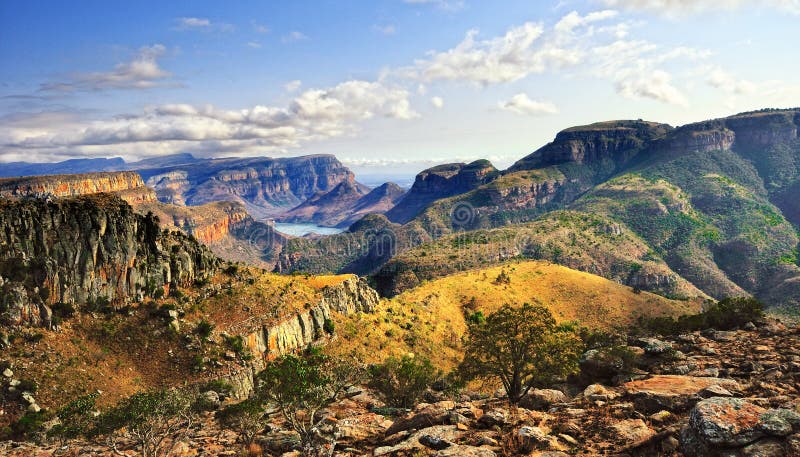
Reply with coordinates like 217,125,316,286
459,303,583,404
368,354,440,408
640,297,765,335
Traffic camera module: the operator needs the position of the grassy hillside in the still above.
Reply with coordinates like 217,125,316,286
331,260,700,371
1,267,351,409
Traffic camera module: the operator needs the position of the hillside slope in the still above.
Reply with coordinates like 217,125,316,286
331,260,700,369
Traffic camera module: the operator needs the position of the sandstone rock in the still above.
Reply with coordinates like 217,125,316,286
518,426,549,452
634,337,673,355
583,384,618,402
375,425,459,456
476,410,506,429
434,445,497,456
385,403,451,436
2,368,12,378
519,389,568,410
623,375,740,413
689,397,766,448
611,419,655,445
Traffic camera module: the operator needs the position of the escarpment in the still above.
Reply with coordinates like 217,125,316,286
0,194,218,327
0,171,149,199
225,276,379,398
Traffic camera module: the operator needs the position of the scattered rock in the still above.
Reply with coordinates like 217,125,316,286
520,389,568,410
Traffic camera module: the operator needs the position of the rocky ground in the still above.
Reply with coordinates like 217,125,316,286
2,319,799,456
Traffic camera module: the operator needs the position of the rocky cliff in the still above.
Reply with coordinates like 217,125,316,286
225,276,380,398
385,160,499,224
0,194,218,327
137,154,359,218
0,171,150,200
277,181,406,228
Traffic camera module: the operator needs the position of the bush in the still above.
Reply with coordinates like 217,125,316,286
323,318,335,335
640,297,766,335
94,388,196,457
459,303,583,404
194,320,215,341
255,347,363,456
368,355,439,408
216,397,267,445
7,410,52,441
47,392,99,445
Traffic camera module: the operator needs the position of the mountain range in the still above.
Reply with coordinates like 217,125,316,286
1,108,798,316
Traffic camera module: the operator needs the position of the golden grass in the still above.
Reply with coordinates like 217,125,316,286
329,260,700,371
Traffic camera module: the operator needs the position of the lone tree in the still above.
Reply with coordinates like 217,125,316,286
94,388,196,457
255,347,364,456
459,303,582,404
368,354,439,408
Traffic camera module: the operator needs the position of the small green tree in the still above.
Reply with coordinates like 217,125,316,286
459,303,582,404
94,388,196,457
47,392,99,446
368,354,439,408
255,347,363,456
216,397,267,446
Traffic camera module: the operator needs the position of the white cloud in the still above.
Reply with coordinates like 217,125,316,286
174,17,234,32
430,96,444,108
175,17,210,29
252,22,270,34
706,66,757,95
404,11,624,86
498,94,558,115
403,0,466,11
373,24,396,35
246,41,262,49
1,80,418,161
600,0,800,16
284,80,302,92
282,31,308,43
39,45,173,92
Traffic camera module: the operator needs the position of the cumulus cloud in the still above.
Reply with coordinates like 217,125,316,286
430,96,444,108
284,80,302,92
39,45,173,93
174,17,235,32
404,11,621,86
1,80,417,160
373,24,396,35
282,31,308,43
600,0,800,16
706,66,757,95
403,0,466,11
498,94,558,115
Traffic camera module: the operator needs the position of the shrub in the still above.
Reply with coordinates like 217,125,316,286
368,355,439,408
323,318,335,335
255,347,363,456
216,397,267,446
459,303,583,404
7,410,52,441
94,388,196,457
194,320,215,342
47,392,99,445
223,264,239,276
640,297,766,335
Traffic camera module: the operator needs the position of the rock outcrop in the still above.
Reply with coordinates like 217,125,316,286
0,171,150,200
277,181,405,228
226,276,379,398
0,194,218,327
137,154,359,218
385,160,499,224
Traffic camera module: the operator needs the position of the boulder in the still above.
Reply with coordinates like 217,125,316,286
434,445,497,456
634,337,673,355
623,375,740,413
610,419,655,444
385,402,451,436
519,389,568,410
375,425,459,456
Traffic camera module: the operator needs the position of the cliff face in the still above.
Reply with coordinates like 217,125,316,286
385,160,499,224
0,172,149,199
137,155,358,218
226,276,379,398
277,181,406,229
510,121,672,171
0,194,218,327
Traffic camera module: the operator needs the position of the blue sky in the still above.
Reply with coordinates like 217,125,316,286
2,0,800,176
